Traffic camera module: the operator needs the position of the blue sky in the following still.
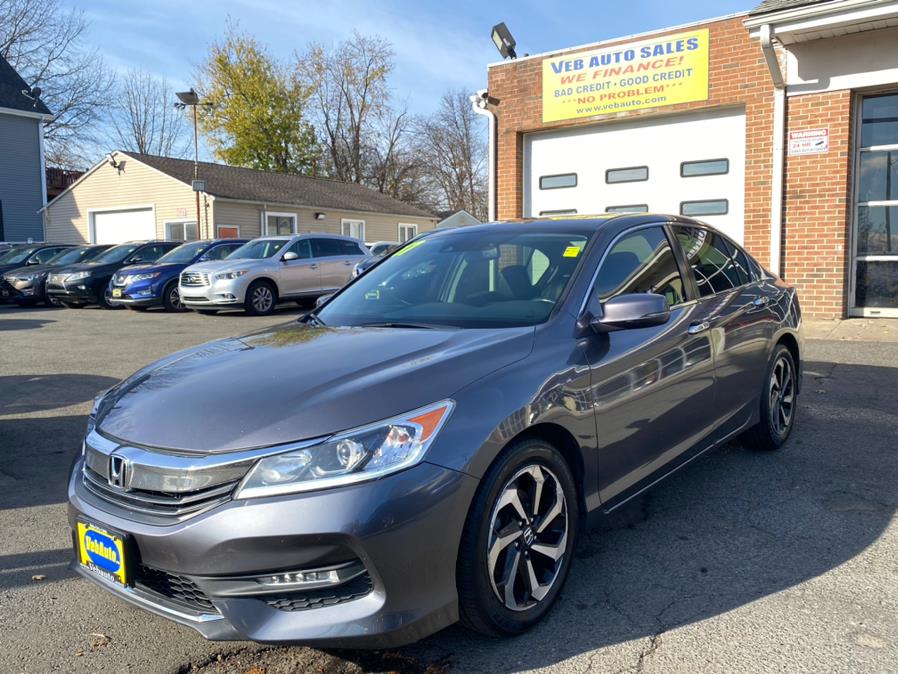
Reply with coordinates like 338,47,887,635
73,0,752,112
69,0,752,160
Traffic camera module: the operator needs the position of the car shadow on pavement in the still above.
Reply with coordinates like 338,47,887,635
0,317,57,331
0,374,119,416
0,548,73,590
336,360,898,673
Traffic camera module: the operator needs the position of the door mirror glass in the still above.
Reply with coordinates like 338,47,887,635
282,251,299,262
591,293,670,332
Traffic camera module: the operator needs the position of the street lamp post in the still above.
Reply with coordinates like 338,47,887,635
175,89,209,238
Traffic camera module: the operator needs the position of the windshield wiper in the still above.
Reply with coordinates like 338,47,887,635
302,313,327,327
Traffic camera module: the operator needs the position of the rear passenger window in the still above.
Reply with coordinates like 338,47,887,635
140,245,169,262
722,239,752,286
339,240,365,256
595,226,686,306
311,238,344,257
675,227,745,297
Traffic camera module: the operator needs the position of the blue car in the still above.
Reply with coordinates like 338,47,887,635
107,239,247,311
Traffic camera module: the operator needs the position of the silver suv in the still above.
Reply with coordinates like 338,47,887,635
179,234,367,315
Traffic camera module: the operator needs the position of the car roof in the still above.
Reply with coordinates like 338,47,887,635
430,214,717,237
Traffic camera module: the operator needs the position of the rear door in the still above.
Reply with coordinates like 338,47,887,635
312,238,365,291
585,224,717,504
671,225,773,433
279,238,321,296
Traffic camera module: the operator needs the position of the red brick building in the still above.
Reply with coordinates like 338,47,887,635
482,0,898,318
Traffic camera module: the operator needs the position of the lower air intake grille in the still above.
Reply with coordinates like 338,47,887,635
136,566,217,613
265,573,373,611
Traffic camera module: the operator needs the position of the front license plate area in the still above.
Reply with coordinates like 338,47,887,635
111,288,122,298
76,520,129,586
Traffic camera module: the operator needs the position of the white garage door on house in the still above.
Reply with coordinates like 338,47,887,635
91,208,155,244
523,108,747,243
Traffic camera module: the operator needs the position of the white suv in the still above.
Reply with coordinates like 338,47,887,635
179,234,368,315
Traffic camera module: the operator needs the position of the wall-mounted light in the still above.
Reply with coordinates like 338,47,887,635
314,212,326,221
491,22,517,60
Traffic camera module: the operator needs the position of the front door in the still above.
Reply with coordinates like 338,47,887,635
584,225,716,504
278,239,321,296
852,93,898,317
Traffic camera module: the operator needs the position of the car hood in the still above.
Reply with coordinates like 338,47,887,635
185,259,268,275
3,263,55,278
54,261,120,275
96,323,534,453
117,262,184,276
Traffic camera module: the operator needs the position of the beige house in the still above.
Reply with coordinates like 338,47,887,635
42,151,437,245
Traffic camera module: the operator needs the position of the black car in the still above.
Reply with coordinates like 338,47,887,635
2,244,112,306
47,241,181,308
0,243,76,301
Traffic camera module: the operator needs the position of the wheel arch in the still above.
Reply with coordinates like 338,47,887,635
775,331,801,393
248,276,279,300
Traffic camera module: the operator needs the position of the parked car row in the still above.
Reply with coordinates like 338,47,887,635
1,233,372,315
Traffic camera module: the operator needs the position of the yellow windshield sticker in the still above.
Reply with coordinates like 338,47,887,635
393,240,426,257
563,245,582,258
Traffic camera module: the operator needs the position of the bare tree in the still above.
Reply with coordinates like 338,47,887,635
109,69,190,157
299,33,393,184
0,0,113,167
415,90,488,220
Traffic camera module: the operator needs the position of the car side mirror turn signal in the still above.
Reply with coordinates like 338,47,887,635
590,293,671,333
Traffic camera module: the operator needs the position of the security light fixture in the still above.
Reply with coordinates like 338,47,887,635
315,212,326,221
491,22,517,60
175,89,200,107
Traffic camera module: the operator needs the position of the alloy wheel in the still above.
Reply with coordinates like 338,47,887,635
768,355,795,436
252,286,273,313
168,285,181,310
487,464,568,612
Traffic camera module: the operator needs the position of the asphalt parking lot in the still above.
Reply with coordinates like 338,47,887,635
1,305,896,673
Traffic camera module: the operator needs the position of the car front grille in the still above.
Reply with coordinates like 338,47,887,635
135,565,218,614
82,465,237,518
264,573,373,612
181,271,209,287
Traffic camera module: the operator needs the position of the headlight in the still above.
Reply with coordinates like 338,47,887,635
235,400,454,499
215,270,249,280
130,272,160,282
67,271,91,281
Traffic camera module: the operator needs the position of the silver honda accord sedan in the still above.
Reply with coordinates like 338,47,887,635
69,214,802,647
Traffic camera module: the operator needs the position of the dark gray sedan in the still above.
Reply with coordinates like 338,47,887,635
68,215,801,647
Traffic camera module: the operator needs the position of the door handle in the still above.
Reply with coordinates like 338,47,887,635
309,264,318,270
753,296,770,307
344,261,353,265
688,320,710,335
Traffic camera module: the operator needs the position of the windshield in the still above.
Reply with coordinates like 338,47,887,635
157,241,208,264
227,239,287,260
317,229,591,329
0,246,39,264
91,243,141,264
48,247,92,265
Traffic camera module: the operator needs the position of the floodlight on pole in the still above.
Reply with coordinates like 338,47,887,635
175,89,206,237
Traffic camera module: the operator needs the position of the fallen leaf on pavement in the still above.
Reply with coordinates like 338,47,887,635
31,575,46,581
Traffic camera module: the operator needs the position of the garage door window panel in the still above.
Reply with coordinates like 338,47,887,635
595,227,685,306
605,166,648,184
606,205,649,214
539,174,577,190
539,209,577,216
680,200,729,217
680,159,729,177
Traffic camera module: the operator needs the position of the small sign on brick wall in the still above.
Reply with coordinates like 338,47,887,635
788,128,829,156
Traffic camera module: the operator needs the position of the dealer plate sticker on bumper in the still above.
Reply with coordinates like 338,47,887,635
76,521,127,586
111,288,122,298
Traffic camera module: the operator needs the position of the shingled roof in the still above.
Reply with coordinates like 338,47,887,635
126,152,434,219
749,0,838,16
0,54,51,116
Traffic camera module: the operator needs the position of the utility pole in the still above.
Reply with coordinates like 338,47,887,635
176,89,210,238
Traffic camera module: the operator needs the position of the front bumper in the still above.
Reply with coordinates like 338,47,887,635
68,458,477,647
46,278,102,304
179,277,250,308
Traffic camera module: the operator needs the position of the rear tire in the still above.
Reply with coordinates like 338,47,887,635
743,344,798,451
457,438,578,637
162,281,184,312
244,280,277,316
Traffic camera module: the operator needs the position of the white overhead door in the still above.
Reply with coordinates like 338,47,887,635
92,208,155,244
524,108,746,242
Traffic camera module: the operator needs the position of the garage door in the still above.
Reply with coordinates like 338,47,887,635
524,109,746,242
92,208,155,244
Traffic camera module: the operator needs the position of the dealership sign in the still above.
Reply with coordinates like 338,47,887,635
542,29,710,123
788,128,829,156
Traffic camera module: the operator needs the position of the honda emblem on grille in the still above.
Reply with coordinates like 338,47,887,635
108,455,129,490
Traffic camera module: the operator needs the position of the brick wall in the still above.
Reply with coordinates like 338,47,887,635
488,16,776,267
782,90,853,318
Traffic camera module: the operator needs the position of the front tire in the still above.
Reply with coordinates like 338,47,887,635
244,280,276,316
744,344,798,451
457,438,578,637
162,281,184,312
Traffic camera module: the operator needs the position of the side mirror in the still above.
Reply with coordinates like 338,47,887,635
26,258,40,265
315,293,334,308
126,256,143,265
590,293,670,333
282,251,299,262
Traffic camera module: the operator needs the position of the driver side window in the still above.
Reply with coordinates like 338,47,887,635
286,239,312,259
595,227,686,306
